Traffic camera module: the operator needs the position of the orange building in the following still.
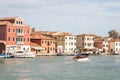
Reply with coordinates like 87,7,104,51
0,17,30,53
30,34,56,55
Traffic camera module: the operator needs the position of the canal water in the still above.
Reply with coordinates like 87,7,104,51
0,55,120,80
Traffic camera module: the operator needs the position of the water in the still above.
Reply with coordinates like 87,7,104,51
0,55,120,80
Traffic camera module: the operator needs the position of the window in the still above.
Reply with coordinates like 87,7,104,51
116,43,118,46
82,37,84,40
8,37,10,41
8,28,10,32
21,21,22,24
16,21,18,24
116,48,118,51
71,42,73,45
16,37,22,42
106,45,108,47
13,37,14,41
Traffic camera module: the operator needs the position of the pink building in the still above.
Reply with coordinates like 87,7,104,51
0,17,30,53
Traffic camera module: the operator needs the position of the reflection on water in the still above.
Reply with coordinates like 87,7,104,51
0,56,120,80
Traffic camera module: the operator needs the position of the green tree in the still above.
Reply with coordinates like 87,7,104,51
108,30,119,39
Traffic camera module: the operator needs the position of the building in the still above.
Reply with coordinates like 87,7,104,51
53,32,76,54
109,39,120,54
76,34,94,53
0,17,30,54
30,34,56,55
31,31,76,54
94,38,109,54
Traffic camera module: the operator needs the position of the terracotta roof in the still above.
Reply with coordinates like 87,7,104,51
32,31,73,36
0,17,18,20
109,39,120,42
0,21,11,25
31,34,55,40
76,34,102,38
53,32,73,36
77,34,94,37
32,31,58,35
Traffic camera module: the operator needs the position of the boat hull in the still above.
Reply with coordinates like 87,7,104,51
14,54,36,58
76,58,89,62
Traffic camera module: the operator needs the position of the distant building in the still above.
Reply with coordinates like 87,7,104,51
53,32,76,54
109,39,120,54
76,34,95,53
94,38,109,54
30,34,56,55
0,17,30,53
31,31,76,54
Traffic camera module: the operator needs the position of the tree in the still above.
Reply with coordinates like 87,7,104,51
31,27,36,34
108,30,119,39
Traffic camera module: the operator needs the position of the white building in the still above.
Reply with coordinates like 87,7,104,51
64,36,76,54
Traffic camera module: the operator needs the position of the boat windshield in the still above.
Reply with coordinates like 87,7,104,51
16,51,24,53
76,53,89,56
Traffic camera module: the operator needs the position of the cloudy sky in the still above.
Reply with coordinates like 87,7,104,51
0,0,120,36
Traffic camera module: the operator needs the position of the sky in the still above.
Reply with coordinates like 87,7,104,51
0,0,120,36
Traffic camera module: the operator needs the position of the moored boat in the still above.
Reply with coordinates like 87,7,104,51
12,50,36,58
0,54,14,58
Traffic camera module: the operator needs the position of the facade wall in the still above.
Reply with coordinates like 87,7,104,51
76,35,94,50
76,36,83,49
94,41,103,49
84,36,94,49
31,39,56,55
64,36,76,53
102,41,109,54
0,25,6,40
54,35,64,53
109,42,115,53
114,42,120,54
0,17,31,53
41,39,55,54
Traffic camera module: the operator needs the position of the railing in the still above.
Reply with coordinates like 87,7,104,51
16,33,24,36
16,41,24,45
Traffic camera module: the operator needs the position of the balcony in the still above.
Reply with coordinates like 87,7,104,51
16,41,24,45
16,32,24,36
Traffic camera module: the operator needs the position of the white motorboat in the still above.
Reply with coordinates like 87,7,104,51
73,53,89,62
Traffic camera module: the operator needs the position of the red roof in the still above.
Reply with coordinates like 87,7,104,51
109,39,120,42
31,34,54,40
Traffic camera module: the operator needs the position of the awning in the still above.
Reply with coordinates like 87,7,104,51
31,46,44,50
